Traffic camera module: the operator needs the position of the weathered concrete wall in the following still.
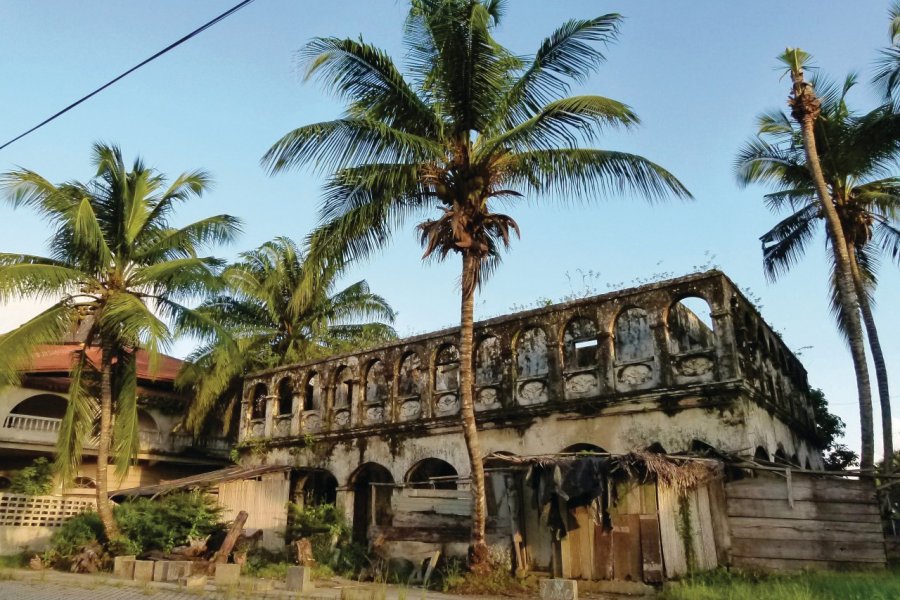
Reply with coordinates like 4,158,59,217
239,271,823,545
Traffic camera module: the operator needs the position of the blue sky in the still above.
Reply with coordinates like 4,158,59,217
0,1,897,457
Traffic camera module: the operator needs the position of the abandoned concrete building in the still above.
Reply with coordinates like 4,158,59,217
237,270,886,580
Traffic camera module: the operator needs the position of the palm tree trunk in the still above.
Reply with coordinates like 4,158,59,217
847,244,893,472
96,344,121,540
789,68,875,470
459,253,489,570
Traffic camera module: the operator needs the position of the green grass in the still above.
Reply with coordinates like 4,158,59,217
0,553,29,569
660,569,900,600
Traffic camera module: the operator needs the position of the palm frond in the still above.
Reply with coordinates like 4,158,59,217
759,204,820,282
0,303,74,386
112,352,139,479
54,349,98,486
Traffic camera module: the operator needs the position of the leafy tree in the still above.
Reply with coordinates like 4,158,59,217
176,236,396,435
0,144,240,540
735,73,900,472
262,0,689,565
736,50,877,470
809,389,858,470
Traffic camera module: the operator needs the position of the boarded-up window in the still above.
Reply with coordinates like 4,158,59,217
669,297,715,354
435,344,459,392
615,307,654,362
475,336,502,385
564,317,599,370
517,328,549,378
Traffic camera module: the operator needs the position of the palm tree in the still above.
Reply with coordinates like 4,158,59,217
176,236,397,436
737,49,876,470
874,2,900,108
736,73,900,472
262,0,690,565
0,143,240,539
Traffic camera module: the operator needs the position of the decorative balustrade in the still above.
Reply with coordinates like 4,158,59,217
2,413,62,433
241,271,817,442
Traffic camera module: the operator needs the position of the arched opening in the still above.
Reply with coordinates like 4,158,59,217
350,463,394,544
754,446,770,462
137,409,160,447
562,443,606,455
434,344,460,392
0,476,11,491
516,328,549,378
406,458,458,490
277,378,294,416
614,307,654,362
249,383,267,420
774,447,787,464
475,336,502,385
303,372,319,411
364,360,388,424
398,352,424,398
293,469,338,507
8,394,68,420
564,317,599,370
668,296,715,354
333,366,354,410
646,442,667,454
804,457,812,470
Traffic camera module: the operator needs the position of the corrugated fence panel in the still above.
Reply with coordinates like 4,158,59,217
217,472,290,550
725,473,886,571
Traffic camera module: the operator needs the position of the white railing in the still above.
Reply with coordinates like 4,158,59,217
2,413,62,433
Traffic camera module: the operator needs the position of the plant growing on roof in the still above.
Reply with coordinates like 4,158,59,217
175,236,396,436
0,143,241,540
262,0,690,567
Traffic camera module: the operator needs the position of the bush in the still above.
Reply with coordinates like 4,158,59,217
114,491,224,554
44,511,104,566
285,502,371,577
9,458,54,495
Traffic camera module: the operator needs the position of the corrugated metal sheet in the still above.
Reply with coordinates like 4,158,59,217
110,464,290,498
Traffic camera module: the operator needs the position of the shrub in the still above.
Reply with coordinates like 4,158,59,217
44,511,104,566
114,491,224,554
284,502,372,577
9,458,54,495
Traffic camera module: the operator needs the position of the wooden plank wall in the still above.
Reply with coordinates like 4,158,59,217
657,483,719,578
559,482,664,583
217,472,290,550
725,473,886,571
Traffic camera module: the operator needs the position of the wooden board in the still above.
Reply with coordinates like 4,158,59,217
732,556,885,573
730,538,886,563
726,478,877,503
726,498,880,521
612,514,642,582
729,517,884,542
392,496,471,515
639,515,663,583
592,520,613,581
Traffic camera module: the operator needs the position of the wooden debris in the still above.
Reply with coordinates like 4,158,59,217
213,510,249,563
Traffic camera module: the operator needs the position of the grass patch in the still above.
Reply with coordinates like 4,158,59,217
442,570,538,596
0,552,29,569
660,568,900,600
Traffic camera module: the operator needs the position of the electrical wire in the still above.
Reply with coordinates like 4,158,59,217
0,0,257,152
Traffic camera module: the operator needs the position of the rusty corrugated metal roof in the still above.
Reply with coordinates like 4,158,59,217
110,464,290,498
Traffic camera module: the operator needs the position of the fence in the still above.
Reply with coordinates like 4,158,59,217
0,493,97,554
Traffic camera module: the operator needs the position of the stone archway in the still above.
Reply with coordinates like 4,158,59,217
348,463,394,544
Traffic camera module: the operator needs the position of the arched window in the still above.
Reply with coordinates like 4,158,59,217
398,352,424,397
73,476,96,489
0,476,11,490
364,360,388,424
668,297,715,354
250,383,267,420
475,336,502,385
365,360,389,405
277,378,294,415
434,344,460,392
406,458,458,490
334,366,354,409
564,317,599,370
561,443,606,454
303,372,320,411
350,463,394,544
614,307,654,362
8,394,68,420
516,328,549,378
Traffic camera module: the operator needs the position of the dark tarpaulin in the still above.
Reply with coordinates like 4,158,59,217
525,456,613,539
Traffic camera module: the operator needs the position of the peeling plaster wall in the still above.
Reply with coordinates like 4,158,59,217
239,271,824,532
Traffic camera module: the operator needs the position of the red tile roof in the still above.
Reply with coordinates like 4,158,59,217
27,344,183,383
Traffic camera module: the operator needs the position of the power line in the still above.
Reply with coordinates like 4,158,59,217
0,0,257,152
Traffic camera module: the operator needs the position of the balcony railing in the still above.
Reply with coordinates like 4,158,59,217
3,413,62,433
1,413,230,455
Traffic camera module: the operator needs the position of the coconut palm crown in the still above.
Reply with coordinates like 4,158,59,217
262,0,691,564
176,236,397,436
0,143,241,538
